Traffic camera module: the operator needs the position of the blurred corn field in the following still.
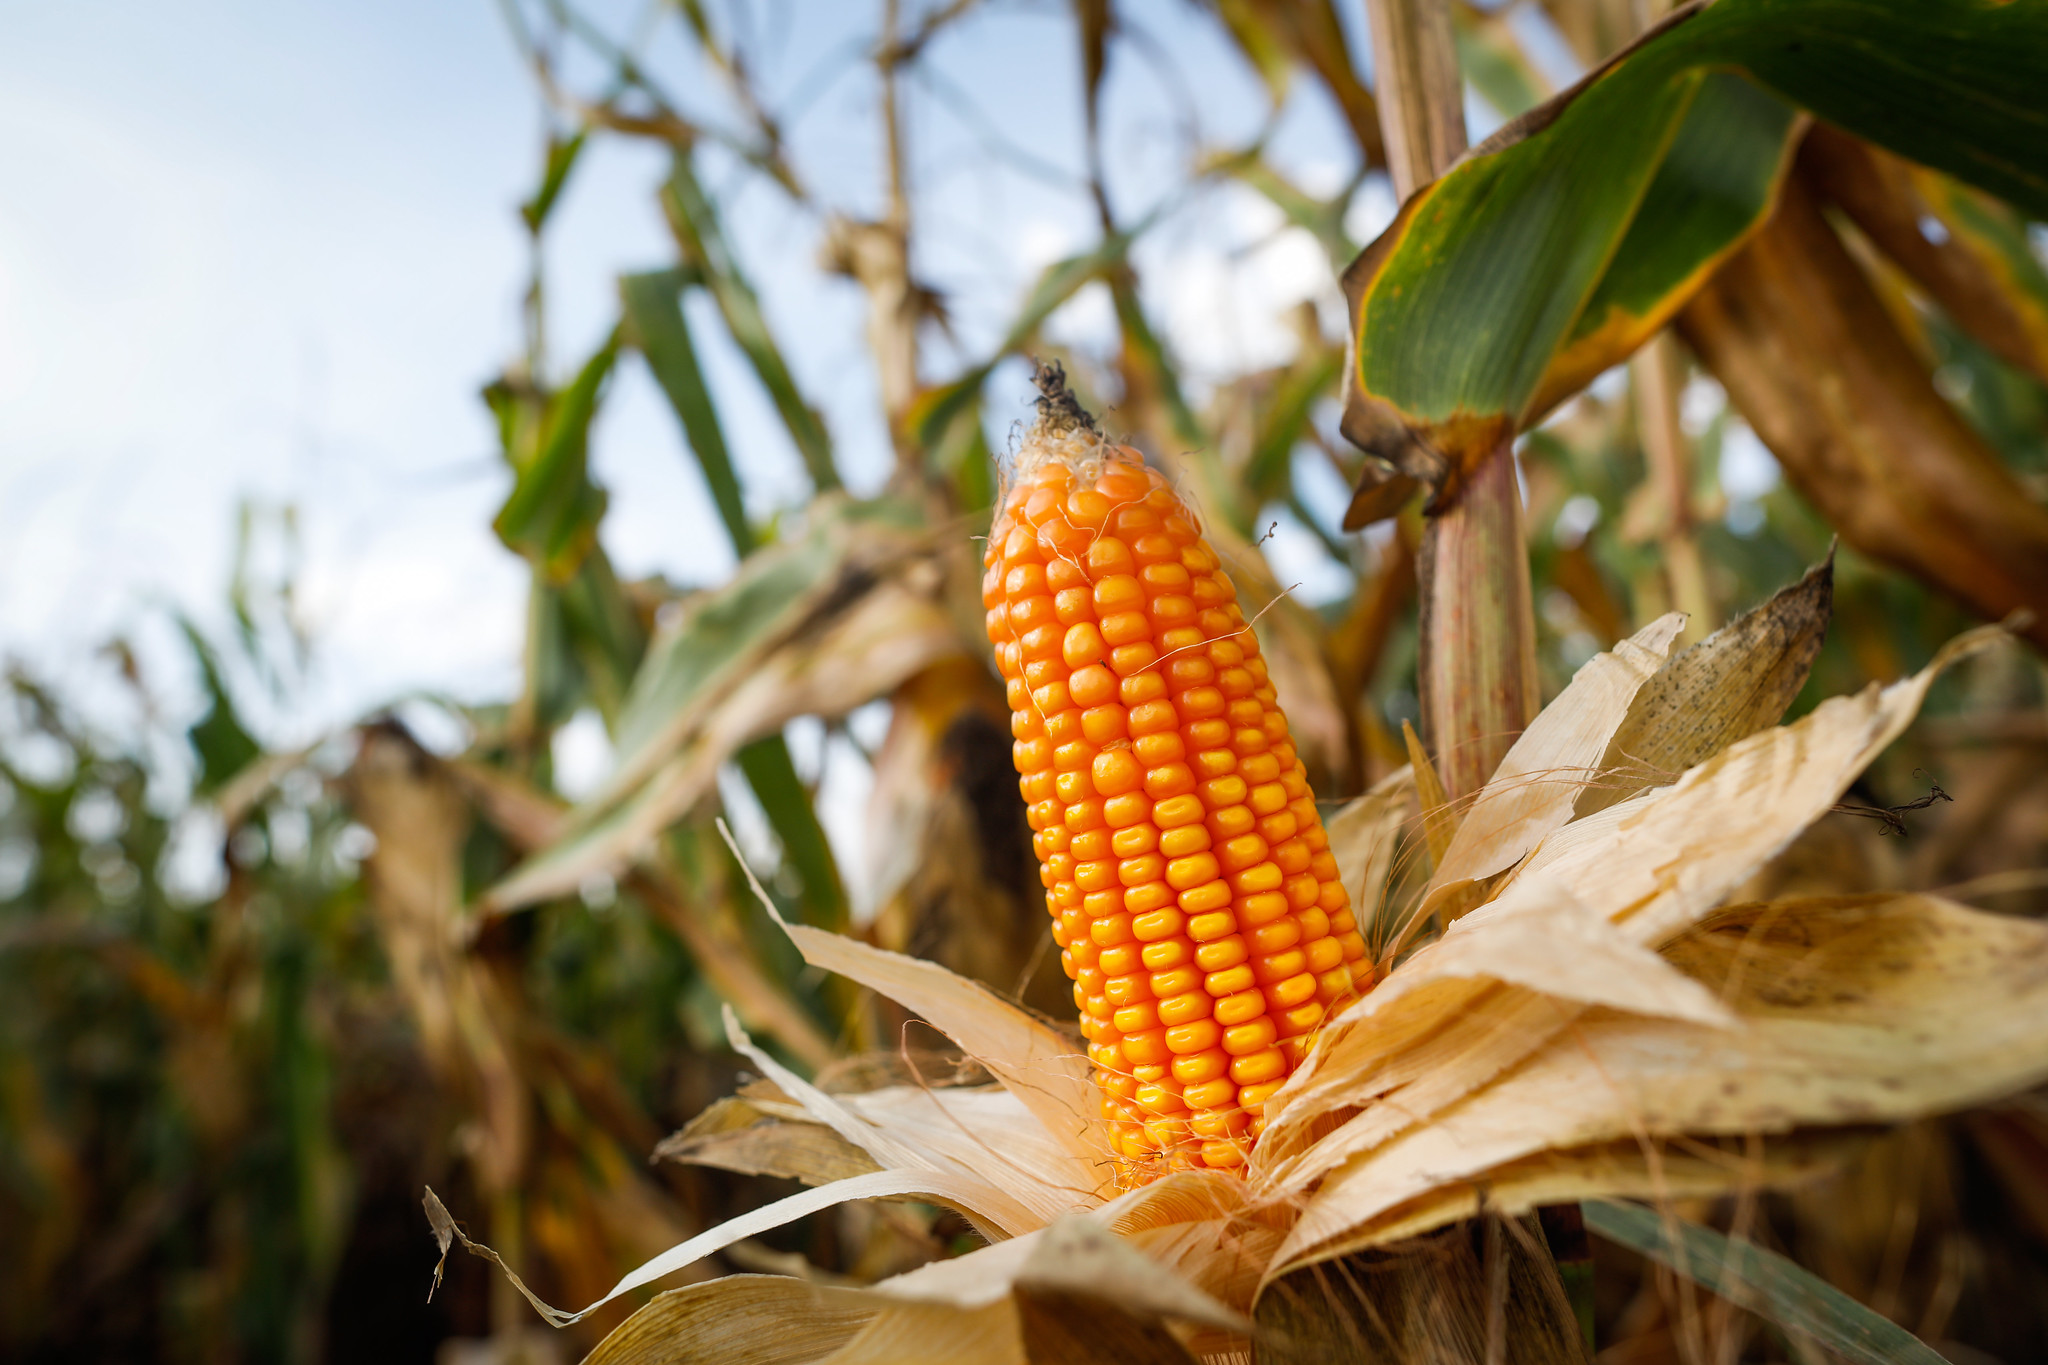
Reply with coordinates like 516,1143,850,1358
5,0,2048,1360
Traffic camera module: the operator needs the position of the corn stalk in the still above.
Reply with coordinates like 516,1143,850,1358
1365,0,1540,801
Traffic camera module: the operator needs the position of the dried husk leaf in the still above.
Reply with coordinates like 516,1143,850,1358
1423,612,1684,918
1254,1212,1583,1365
1278,890,2048,1268
1575,554,1832,819
429,1167,1030,1327
578,1275,878,1365
1257,626,2006,1188
1351,1130,1865,1252
1402,720,1458,865
720,1009,1074,1235
721,822,1102,1182
651,1095,881,1186
821,1298,1024,1365
1516,623,2005,948
529,620,2031,1357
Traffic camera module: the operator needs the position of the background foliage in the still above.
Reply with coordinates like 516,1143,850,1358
4,1,2047,1361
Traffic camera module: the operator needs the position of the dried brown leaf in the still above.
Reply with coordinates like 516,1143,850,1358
1402,720,1457,866
651,1097,881,1186
1576,555,1833,820
1681,174,2048,652
1802,125,2048,386
578,1275,878,1365
1285,891,2048,1265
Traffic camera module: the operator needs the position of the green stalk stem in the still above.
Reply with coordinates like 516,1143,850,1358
1366,0,1540,799
1416,444,1541,798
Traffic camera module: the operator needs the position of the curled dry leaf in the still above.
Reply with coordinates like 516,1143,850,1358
441,595,2045,1364
1575,553,1833,819
651,1092,881,1187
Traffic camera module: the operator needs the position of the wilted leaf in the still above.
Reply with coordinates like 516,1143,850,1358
1681,176,2048,651
1576,553,1833,819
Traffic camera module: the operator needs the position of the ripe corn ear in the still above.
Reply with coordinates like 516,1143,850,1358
985,387,1373,1178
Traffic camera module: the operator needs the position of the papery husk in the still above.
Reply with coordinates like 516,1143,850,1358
1417,612,1684,929
1574,554,1832,819
651,1091,882,1186
1256,624,2008,1195
718,830,1103,1188
1276,889,2048,1270
572,1194,1257,1364
1325,764,1416,923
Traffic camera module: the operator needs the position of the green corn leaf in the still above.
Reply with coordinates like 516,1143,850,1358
1584,1199,1949,1365
620,268,756,556
1453,2,1547,119
556,548,650,729
661,157,839,494
179,619,262,794
520,128,588,235
735,736,847,932
1244,346,1345,510
1342,0,2048,511
493,331,620,583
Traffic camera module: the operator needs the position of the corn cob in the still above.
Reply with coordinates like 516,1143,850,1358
984,378,1372,1176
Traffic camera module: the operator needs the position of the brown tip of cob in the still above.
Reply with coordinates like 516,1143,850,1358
1032,359,1099,437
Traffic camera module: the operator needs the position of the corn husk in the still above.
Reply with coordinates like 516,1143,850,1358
434,573,2048,1362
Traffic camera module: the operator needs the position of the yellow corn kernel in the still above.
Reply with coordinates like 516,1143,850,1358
990,436,1371,1179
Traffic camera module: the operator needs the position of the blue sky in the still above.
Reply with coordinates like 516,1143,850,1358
0,1,1422,754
